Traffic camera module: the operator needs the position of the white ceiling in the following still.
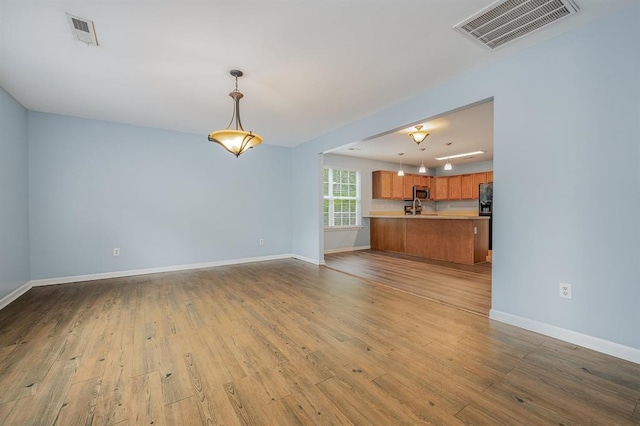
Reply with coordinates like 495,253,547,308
0,1,634,149
329,99,494,169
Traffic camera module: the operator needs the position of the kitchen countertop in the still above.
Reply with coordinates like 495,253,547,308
365,214,489,220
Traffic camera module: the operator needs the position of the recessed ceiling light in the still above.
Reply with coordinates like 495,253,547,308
435,151,484,161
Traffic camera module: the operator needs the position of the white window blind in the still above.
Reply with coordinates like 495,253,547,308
323,168,361,227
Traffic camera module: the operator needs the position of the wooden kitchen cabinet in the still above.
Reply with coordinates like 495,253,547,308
402,174,414,200
472,172,487,199
433,177,449,200
373,171,419,200
373,170,489,200
370,218,406,252
448,175,462,200
418,175,431,190
372,171,392,199
391,173,404,199
460,174,474,199
370,217,489,265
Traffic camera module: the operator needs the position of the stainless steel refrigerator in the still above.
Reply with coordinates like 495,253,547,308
479,183,493,249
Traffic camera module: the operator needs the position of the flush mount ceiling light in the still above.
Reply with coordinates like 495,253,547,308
397,153,405,177
419,148,427,174
434,150,485,161
408,125,430,145
208,70,263,157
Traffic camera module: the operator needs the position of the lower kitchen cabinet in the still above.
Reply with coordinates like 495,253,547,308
370,217,489,265
370,218,406,253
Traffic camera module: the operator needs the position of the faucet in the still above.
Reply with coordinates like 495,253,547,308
412,197,422,215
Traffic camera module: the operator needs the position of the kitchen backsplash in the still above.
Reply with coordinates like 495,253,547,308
370,199,478,214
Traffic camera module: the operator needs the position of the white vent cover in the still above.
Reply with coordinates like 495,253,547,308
454,0,579,50
66,13,99,46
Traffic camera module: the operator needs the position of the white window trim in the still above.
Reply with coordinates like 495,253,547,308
324,225,364,232
323,167,361,229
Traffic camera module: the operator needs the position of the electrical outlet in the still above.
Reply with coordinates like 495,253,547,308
559,283,572,299
113,248,120,256
259,239,265,246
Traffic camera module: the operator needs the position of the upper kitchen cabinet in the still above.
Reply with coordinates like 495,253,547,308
472,172,487,199
417,175,431,189
423,172,491,201
372,170,490,201
433,177,449,201
391,173,404,199
460,174,474,199
372,170,393,199
448,175,462,200
372,171,433,200
402,175,415,200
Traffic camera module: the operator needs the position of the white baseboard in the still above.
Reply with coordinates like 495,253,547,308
490,309,640,365
292,254,325,266
0,281,32,310
324,245,370,254
2,254,325,310
29,253,295,287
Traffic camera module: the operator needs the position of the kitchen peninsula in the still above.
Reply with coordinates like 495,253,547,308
367,214,489,265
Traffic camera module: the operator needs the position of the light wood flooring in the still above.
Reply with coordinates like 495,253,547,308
325,250,492,316
0,258,639,425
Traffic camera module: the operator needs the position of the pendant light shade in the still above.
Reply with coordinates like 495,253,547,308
397,153,405,176
409,125,430,145
444,159,453,171
418,148,427,174
208,70,263,157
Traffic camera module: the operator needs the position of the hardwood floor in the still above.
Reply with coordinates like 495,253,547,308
0,258,638,425
325,250,492,316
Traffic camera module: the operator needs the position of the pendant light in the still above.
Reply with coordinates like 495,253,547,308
418,148,427,174
444,157,453,171
208,70,263,157
408,125,430,145
397,153,405,176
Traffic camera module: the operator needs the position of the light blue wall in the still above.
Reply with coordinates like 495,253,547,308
0,87,30,298
293,5,640,350
435,160,492,176
28,113,293,279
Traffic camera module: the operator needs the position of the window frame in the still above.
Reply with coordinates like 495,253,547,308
323,167,362,229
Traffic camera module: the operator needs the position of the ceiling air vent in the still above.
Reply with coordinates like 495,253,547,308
454,0,579,50
66,13,99,46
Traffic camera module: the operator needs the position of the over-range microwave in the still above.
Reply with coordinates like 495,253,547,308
413,186,430,200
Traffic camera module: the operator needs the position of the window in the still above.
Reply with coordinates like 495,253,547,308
323,168,361,227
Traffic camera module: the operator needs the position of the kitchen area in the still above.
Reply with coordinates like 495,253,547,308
367,170,493,265
322,100,494,315
324,100,494,267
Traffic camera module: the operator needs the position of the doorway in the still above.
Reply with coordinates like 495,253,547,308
321,100,494,315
